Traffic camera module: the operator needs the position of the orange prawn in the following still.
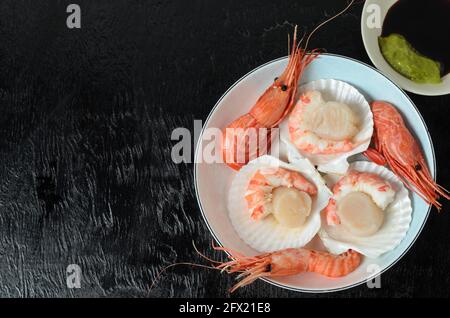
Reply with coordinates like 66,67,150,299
222,28,319,170
364,101,450,210
213,245,361,292
222,1,356,170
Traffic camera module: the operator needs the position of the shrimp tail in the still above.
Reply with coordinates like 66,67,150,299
307,249,361,277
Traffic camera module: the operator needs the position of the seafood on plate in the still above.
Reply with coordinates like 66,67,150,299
221,1,358,172
323,170,395,235
228,155,331,252
212,244,361,292
281,79,373,174
319,161,412,259
245,167,317,225
364,101,450,210
222,27,319,170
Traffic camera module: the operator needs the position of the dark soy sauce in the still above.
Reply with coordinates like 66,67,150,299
382,0,450,76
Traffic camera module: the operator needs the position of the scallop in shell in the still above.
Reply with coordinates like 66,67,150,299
318,161,412,259
280,79,373,174
227,155,331,252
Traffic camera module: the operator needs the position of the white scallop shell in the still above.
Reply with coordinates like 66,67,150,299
280,79,373,174
318,161,412,259
228,155,331,252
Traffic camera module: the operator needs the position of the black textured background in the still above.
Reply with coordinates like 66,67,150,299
0,0,449,298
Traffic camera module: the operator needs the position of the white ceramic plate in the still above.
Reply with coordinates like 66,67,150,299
361,0,450,96
194,53,435,292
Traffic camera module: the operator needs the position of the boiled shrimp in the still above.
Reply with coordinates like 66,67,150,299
213,245,361,292
222,0,356,170
222,28,319,170
364,101,450,210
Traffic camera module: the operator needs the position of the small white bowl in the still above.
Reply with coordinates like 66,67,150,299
361,0,450,96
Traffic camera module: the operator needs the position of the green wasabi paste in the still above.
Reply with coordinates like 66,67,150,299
378,34,442,84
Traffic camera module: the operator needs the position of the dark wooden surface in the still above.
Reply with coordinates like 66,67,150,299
0,0,449,298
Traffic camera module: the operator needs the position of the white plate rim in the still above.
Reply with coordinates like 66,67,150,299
194,53,435,293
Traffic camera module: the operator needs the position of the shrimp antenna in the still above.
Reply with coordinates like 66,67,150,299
148,262,220,293
296,31,307,51
193,240,222,264
304,0,356,50
148,241,224,294
287,33,290,56
288,26,306,56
